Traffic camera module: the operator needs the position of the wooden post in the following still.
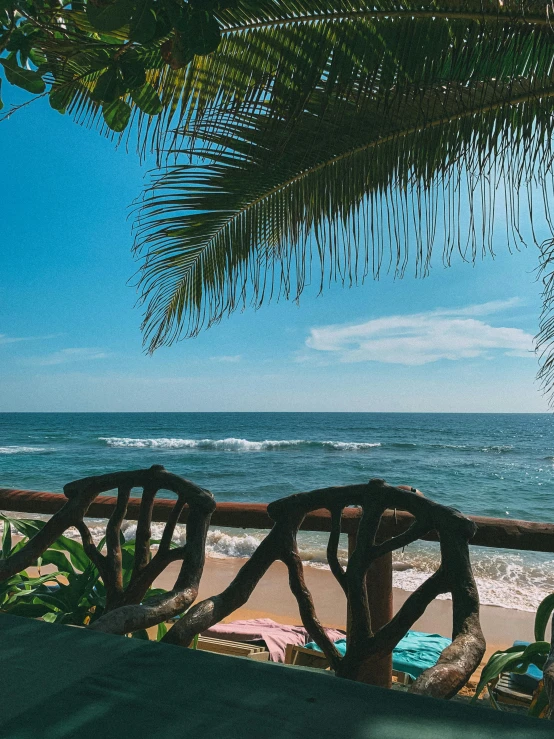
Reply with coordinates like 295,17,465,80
348,531,393,688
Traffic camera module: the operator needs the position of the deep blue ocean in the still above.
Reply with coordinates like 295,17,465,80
1,412,553,611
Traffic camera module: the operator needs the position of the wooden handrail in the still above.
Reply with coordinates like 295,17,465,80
1,487,553,553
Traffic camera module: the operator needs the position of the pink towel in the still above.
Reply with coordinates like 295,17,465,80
202,618,345,662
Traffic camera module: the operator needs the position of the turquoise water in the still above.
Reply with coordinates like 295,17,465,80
1,412,553,611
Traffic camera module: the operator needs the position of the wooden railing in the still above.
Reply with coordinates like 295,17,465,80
1,486,554,687
3,487,554,549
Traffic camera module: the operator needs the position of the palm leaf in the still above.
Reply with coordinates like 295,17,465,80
28,1,554,159
134,74,554,350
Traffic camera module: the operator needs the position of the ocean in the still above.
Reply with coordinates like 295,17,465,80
1,412,553,612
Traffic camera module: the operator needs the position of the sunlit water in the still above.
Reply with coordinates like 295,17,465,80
1,412,553,611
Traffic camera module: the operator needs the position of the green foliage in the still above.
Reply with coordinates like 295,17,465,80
4,0,554,400
472,594,553,716
124,0,554,385
0,56,45,93
0,0,232,130
0,515,167,630
535,594,554,642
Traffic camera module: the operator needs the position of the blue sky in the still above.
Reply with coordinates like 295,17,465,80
0,89,550,412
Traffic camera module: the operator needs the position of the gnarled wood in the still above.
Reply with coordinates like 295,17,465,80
164,479,485,700
62,466,216,634
0,466,215,635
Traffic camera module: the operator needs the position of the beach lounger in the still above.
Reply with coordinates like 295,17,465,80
301,631,451,681
490,674,534,708
489,640,543,709
202,617,344,662
194,636,270,661
285,644,413,684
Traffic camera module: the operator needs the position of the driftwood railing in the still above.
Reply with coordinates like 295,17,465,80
1,484,554,691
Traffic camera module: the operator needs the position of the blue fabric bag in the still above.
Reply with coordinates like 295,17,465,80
305,630,451,680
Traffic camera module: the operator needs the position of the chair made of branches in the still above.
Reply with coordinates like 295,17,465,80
0,466,216,635
161,478,486,699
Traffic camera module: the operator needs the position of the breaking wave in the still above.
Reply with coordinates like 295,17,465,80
98,436,518,455
0,446,50,455
99,437,382,452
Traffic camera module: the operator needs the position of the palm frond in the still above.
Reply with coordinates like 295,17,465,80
148,1,554,155
48,1,554,158
536,239,554,404
134,76,554,351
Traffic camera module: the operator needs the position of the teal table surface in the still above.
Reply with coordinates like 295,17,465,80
0,613,552,739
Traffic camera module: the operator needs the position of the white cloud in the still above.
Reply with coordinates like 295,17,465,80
210,355,242,363
31,348,109,366
437,298,522,317
304,299,534,365
0,333,59,347
0,334,27,346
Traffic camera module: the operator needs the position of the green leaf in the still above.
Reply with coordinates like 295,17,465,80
4,516,43,539
185,10,220,56
92,68,121,103
4,602,53,618
0,57,45,94
0,78,3,112
72,49,112,71
120,59,146,90
86,0,134,32
130,1,157,44
49,85,75,113
28,48,48,68
49,535,91,572
152,12,172,41
2,519,11,558
41,612,59,623
131,629,150,640
131,83,161,115
102,98,131,131
40,549,76,574
535,593,554,641
156,621,167,640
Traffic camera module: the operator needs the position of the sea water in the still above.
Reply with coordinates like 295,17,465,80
1,412,553,612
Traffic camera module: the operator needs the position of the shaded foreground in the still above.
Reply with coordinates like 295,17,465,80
1,614,552,739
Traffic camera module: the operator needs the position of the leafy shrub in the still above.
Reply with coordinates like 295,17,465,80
472,593,554,718
0,514,167,639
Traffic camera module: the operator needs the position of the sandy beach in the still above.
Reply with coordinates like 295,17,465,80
155,556,535,660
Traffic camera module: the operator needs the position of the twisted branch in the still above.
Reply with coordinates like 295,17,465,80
164,478,485,699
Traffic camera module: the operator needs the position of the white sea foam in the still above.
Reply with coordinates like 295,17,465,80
3,515,550,613
0,446,49,454
98,437,517,454
99,437,382,452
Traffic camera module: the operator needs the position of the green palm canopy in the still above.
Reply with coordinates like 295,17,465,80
3,1,554,394
132,1,554,396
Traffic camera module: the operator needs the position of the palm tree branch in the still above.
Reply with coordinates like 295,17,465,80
220,10,554,33
134,78,554,350
144,81,554,276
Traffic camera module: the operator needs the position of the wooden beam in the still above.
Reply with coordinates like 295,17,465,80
1,488,554,552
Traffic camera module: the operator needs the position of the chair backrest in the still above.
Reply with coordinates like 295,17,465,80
163,478,485,699
0,465,215,635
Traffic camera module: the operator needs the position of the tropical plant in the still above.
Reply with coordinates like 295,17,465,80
4,1,554,397
0,514,168,638
126,0,554,404
0,0,232,130
472,593,554,718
